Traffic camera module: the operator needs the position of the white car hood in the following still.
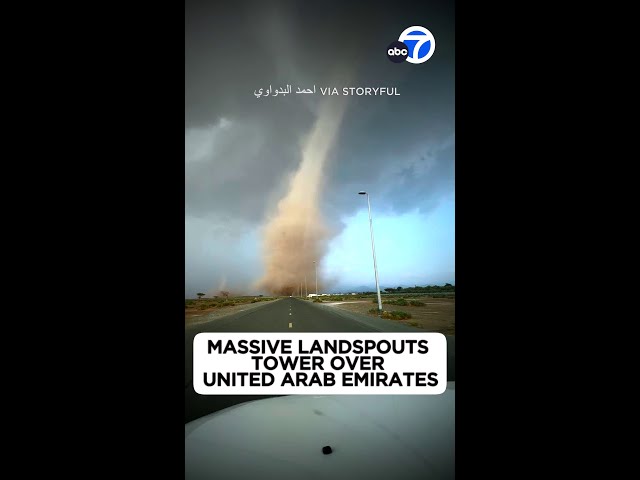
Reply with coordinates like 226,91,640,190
185,382,454,479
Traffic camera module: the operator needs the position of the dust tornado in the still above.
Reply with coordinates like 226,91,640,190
256,97,349,296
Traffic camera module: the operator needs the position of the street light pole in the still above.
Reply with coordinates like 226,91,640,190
314,261,318,296
359,191,383,313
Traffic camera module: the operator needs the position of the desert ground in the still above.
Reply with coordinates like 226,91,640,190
323,295,455,335
184,297,277,326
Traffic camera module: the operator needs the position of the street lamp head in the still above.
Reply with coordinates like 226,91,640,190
358,191,367,195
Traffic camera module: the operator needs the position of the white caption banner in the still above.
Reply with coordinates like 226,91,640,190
193,332,447,395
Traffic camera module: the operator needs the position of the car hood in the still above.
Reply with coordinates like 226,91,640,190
185,382,455,480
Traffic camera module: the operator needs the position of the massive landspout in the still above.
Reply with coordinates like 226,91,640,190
256,97,349,296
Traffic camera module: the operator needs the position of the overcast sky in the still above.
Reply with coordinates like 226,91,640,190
185,0,454,297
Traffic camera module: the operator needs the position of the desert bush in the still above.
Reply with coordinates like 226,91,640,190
409,300,425,306
384,298,408,306
381,310,412,320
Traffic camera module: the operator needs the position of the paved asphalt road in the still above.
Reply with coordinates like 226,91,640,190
185,297,455,423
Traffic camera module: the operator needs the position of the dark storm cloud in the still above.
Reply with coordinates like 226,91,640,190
185,0,454,295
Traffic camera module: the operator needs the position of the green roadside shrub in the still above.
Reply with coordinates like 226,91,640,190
381,310,412,320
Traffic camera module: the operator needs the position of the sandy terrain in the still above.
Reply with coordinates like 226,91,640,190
185,299,277,326
324,298,455,335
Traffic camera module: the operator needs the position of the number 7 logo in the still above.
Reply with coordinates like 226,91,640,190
398,26,436,64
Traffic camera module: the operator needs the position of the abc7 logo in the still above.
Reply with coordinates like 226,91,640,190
387,26,436,64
